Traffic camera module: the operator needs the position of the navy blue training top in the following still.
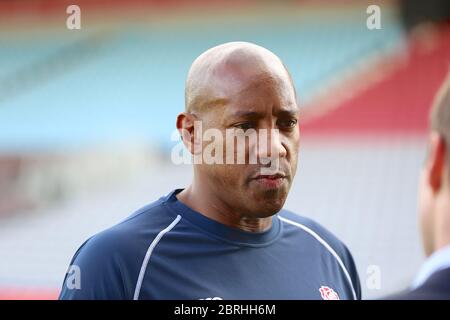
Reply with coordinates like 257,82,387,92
59,189,361,300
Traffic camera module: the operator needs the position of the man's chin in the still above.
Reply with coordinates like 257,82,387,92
257,183,289,200
249,193,287,217
238,182,290,216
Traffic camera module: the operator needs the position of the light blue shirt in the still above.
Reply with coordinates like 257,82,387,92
412,244,450,289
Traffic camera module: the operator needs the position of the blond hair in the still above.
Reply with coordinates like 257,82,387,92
431,71,450,151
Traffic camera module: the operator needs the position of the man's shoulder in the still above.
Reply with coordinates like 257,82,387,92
59,192,181,299
386,267,450,300
73,192,179,262
278,209,347,253
278,209,361,299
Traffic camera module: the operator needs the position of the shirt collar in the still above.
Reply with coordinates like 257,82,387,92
164,189,283,247
411,244,450,289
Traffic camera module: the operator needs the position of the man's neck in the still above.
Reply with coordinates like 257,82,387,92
434,194,450,254
176,184,272,233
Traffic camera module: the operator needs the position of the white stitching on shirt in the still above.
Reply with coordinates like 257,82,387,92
278,215,357,300
133,215,182,300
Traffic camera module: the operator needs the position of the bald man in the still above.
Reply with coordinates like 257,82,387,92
59,42,361,300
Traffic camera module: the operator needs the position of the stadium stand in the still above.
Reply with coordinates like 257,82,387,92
0,1,449,299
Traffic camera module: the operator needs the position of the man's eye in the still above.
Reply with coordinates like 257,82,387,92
278,119,298,128
235,122,256,130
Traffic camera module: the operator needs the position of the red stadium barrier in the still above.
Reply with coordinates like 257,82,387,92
0,287,59,300
0,0,252,20
302,23,450,137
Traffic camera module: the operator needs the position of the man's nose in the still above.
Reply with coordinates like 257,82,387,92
257,129,287,162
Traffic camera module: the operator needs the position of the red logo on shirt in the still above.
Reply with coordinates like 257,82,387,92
319,286,340,300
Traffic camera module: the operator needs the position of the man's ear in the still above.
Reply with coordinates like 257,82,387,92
427,132,447,193
176,112,201,155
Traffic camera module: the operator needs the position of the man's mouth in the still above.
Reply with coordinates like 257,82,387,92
251,173,286,189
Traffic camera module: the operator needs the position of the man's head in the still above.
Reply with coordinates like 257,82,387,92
177,42,300,218
419,71,450,256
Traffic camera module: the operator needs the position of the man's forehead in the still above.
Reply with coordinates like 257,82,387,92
202,72,298,118
236,73,293,96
